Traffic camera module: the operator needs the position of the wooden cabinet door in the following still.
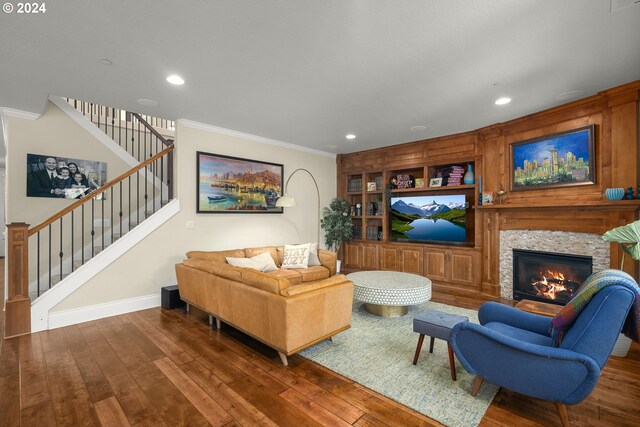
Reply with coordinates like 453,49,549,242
344,242,362,270
362,244,379,270
424,249,448,282
380,246,399,271
399,246,423,275
449,249,478,288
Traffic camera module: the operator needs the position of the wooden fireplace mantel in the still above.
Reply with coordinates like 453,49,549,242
476,200,640,210
478,203,640,297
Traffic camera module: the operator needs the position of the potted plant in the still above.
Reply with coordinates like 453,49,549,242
602,220,640,357
321,198,353,272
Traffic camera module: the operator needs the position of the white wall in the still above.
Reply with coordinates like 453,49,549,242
0,168,5,258
5,101,134,226
51,118,337,311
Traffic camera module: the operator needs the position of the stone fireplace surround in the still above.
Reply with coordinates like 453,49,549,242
499,230,610,300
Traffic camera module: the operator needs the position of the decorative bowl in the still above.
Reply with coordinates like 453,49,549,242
605,188,624,201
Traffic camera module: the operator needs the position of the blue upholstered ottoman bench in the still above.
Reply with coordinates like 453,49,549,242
412,310,468,380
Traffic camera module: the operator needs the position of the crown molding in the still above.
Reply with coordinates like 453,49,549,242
0,107,41,120
179,119,336,159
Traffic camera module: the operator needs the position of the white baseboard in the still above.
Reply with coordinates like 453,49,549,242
48,292,160,329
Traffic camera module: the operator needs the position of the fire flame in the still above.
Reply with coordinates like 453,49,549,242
531,270,572,300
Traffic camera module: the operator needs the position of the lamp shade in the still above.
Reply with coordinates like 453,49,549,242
276,194,296,207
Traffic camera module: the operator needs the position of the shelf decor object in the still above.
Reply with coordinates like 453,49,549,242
510,124,595,191
196,151,283,213
605,188,625,201
276,168,320,242
463,163,475,185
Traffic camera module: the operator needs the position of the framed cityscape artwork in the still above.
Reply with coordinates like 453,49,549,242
510,124,595,191
196,151,284,213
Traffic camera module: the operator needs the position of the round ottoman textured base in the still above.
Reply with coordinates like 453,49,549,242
365,303,408,317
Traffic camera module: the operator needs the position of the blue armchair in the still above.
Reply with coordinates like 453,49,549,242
450,283,636,426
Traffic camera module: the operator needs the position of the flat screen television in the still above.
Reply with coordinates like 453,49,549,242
390,194,467,244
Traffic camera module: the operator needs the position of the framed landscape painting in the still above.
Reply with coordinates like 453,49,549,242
510,125,595,191
196,151,284,213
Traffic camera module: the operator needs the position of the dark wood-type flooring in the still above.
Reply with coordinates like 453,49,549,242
2,260,639,426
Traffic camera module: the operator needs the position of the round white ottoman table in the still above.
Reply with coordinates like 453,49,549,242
346,270,432,317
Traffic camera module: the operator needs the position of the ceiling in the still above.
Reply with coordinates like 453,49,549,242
1,0,639,155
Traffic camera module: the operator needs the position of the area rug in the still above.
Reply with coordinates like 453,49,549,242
299,301,499,427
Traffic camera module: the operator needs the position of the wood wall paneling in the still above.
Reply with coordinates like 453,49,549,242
423,250,447,282
338,81,640,297
400,247,423,275
380,246,398,271
362,244,379,270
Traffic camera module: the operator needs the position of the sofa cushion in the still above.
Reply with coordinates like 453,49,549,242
281,243,311,269
183,258,242,281
265,268,303,285
250,251,278,272
308,242,321,266
241,268,289,294
297,266,331,282
244,246,281,267
226,257,261,270
187,249,245,263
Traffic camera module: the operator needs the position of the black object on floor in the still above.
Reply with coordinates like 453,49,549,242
161,285,185,310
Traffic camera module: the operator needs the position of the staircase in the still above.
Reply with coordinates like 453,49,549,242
6,97,179,337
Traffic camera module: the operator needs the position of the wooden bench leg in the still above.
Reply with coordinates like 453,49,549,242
447,342,457,381
471,376,484,397
413,334,425,365
429,336,435,353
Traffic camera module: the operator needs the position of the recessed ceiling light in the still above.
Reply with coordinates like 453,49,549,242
166,74,185,85
495,97,512,105
137,98,159,107
555,91,584,102
100,58,112,65
410,125,427,132
346,134,356,140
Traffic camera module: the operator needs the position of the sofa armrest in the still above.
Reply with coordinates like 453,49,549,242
318,249,337,276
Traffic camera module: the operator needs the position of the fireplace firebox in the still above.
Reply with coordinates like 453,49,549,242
512,249,593,305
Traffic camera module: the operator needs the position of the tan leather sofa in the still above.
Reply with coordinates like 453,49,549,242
175,246,354,365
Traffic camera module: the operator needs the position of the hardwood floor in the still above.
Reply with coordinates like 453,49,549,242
1,268,639,426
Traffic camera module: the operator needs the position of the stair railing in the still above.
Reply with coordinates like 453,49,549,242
65,98,175,166
5,144,175,338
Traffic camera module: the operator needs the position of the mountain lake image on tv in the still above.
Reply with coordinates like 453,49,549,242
390,194,467,243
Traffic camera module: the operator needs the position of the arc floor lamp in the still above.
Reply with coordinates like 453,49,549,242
276,168,320,243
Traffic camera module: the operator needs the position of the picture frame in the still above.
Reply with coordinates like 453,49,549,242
429,177,443,187
196,151,284,213
510,124,595,191
26,153,107,200
482,191,494,205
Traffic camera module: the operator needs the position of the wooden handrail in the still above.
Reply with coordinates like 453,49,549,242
131,112,172,147
29,144,174,236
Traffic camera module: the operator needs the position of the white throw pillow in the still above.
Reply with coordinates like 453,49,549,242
281,243,311,269
307,242,321,266
250,251,278,272
226,257,261,270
